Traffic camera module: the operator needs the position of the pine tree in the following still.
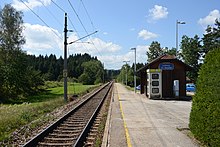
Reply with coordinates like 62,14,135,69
147,41,164,62
202,19,220,57
180,35,201,82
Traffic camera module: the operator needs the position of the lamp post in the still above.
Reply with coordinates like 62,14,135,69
176,20,186,55
123,60,130,86
131,48,136,93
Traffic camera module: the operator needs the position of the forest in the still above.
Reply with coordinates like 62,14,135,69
0,4,119,102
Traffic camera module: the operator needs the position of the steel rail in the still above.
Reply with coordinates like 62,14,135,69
74,81,112,147
22,82,112,147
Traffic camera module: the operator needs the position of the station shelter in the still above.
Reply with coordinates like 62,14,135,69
137,54,192,99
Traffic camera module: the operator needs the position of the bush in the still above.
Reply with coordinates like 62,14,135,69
189,48,220,146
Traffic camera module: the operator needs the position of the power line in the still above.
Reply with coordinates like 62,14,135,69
80,0,107,59
51,0,66,13
19,0,62,41
39,0,63,28
67,0,102,57
49,0,93,57
80,0,95,29
67,16,78,33
67,0,88,34
67,16,93,55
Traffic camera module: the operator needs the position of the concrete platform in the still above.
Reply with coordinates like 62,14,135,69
102,83,199,147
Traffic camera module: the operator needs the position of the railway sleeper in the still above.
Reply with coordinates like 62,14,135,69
93,123,100,127
38,142,74,146
66,119,85,123
42,137,76,143
88,132,97,136
53,129,82,134
61,122,86,126
67,117,85,121
84,141,94,147
86,136,96,142
91,126,99,130
48,133,79,138
57,126,84,130
89,129,98,134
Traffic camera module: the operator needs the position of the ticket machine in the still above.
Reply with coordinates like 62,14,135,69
146,69,162,99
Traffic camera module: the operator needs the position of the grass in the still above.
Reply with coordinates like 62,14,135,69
0,82,98,142
0,99,64,141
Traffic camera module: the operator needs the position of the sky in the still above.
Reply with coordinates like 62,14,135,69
0,0,220,69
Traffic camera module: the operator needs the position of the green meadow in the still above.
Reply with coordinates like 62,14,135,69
0,82,98,142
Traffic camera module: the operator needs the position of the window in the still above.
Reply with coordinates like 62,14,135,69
152,74,159,79
152,81,159,86
152,88,159,93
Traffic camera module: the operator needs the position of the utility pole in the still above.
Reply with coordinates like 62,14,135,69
131,48,136,93
176,20,186,55
123,60,130,86
103,63,105,83
63,13,97,102
63,13,68,102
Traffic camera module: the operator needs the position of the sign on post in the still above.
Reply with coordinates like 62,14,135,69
63,69,68,78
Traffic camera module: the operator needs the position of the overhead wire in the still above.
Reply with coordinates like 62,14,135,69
80,0,95,29
19,0,62,41
68,16,93,55
50,0,93,56
39,0,63,28
51,0,66,13
50,0,88,56
67,0,102,57
67,0,88,34
80,0,111,62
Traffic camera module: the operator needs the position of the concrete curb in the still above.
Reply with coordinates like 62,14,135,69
101,84,114,147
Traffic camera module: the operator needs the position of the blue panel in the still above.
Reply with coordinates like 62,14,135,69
159,63,174,70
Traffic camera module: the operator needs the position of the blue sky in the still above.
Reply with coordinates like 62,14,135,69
1,0,220,69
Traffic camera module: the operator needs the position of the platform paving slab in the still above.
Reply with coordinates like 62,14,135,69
103,83,199,147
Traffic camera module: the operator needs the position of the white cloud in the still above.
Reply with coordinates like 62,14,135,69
148,5,168,20
22,23,148,69
138,29,158,40
23,23,62,55
103,32,108,35
12,0,51,11
68,37,121,55
98,45,149,69
22,23,125,69
198,9,220,27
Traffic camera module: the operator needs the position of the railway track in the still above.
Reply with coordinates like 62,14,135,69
23,82,113,147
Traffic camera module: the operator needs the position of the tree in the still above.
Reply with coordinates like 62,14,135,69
0,4,43,100
202,19,220,58
180,35,201,82
117,64,133,86
0,4,25,99
164,47,177,56
79,60,104,85
147,41,164,62
189,48,220,146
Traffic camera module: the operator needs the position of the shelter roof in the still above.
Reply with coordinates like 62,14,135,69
136,54,193,74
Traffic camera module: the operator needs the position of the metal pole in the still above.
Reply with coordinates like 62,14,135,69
176,20,186,56
123,61,130,86
103,63,104,83
126,66,127,86
176,20,178,55
131,48,136,93
134,48,136,92
64,13,68,102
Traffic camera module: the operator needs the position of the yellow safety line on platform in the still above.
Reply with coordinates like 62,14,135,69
115,85,132,147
